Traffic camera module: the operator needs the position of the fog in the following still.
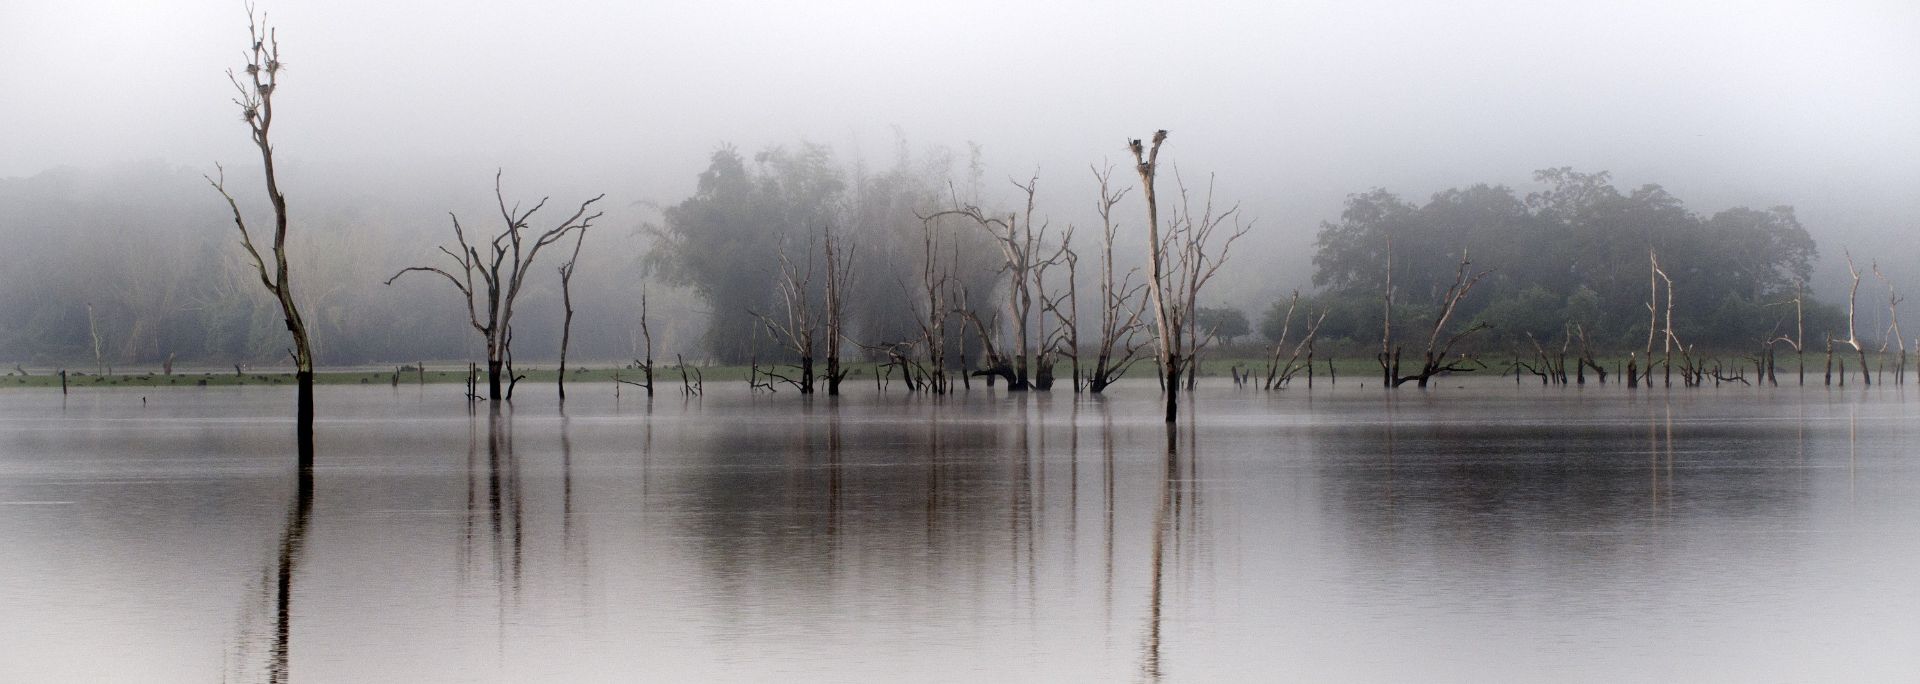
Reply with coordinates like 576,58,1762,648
3,0,1916,365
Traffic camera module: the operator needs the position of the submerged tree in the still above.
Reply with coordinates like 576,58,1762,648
1383,249,1491,387
555,228,588,401
754,235,820,393
385,172,603,400
206,9,316,467
1129,130,1250,422
928,176,1049,390
1084,165,1147,393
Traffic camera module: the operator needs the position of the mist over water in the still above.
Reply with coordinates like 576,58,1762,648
5,1,1920,681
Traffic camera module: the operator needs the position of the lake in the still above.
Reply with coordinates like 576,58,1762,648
2,380,1917,682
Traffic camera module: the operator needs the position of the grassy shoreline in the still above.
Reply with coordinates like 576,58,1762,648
0,351,1815,390
0,359,1315,389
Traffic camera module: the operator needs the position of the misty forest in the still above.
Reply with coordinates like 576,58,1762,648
5,2,1918,682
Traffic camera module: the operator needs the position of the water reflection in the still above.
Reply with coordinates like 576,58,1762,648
228,471,310,684
9,385,1920,681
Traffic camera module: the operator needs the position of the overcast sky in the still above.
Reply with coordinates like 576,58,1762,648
4,0,1917,293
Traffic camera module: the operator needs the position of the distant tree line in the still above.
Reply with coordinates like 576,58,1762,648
1268,168,1846,354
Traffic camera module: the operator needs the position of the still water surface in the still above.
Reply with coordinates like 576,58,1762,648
1,381,1917,682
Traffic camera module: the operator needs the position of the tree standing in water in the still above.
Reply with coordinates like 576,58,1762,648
386,172,603,400
206,8,316,467
1129,130,1249,422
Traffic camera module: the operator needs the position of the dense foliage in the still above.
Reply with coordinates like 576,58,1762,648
648,143,999,364
1288,168,1841,352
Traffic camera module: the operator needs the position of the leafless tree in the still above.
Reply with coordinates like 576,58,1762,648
86,302,106,376
1164,169,1249,391
1084,165,1147,394
1263,291,1328,389
1832,251,1872,385
205,9,316,465
385,171,604,400
1129,130,1250,422
1388,251,1491,388
823,223,856,395
927,177,1048,390
1767,280,1806,385
632,289,656,396
906,214,957,394
754,236,819,393
1872,261,1904,384
1651,252,1681,387
953,283,1014,387
555,228,587,401
1035,224,1078,391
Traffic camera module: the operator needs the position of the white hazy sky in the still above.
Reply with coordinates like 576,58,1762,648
3,0,1917,292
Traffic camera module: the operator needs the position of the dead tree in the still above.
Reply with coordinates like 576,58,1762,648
1085,165,1147,393
907,214,955,394
385,171,604,400
823,223,855,395
1573,323,1607,383
1643,250,1661,386
1873,261,1905,384
634,289,655,396
1263,291,1331,390
1651,254,1681,387
1831,251,1872,385
1264,291,1300,388
1167,169,1248,391
1036,224,1079,391
1265,296,1328,389
1378,235,1398,387
954,284,1015,386
927,177,1047,390
555,228,587,401
1129,130,1250,421
1767,280,1807,385
754,238,819,394
1391,251,1491,388
205,10,317,466
86,302,106,376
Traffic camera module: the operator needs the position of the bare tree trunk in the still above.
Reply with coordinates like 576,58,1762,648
1838,252,1871,385
556,229,586,401
1130,132,1178,422
640,289,655,397
1129,133,1249,419
824,223,853,396
1390,251,1490,387
206,12,317,467
1084,165,1145,394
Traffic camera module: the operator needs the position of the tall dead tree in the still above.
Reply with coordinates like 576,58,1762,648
206,9,316,466
386,172,603,400
1167,170,1248,391
1651,253,1679,387
555,228,587,401
1389,251,1491,387
1872,261,1904,384
908,214,956,394
1378,236,1398,387
1036,224,1080,391
629,289,656,397
1085,165,1146,393
1129,130,1249,422
1832,251,1871,385
823,223,855,395
755,237,819,393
